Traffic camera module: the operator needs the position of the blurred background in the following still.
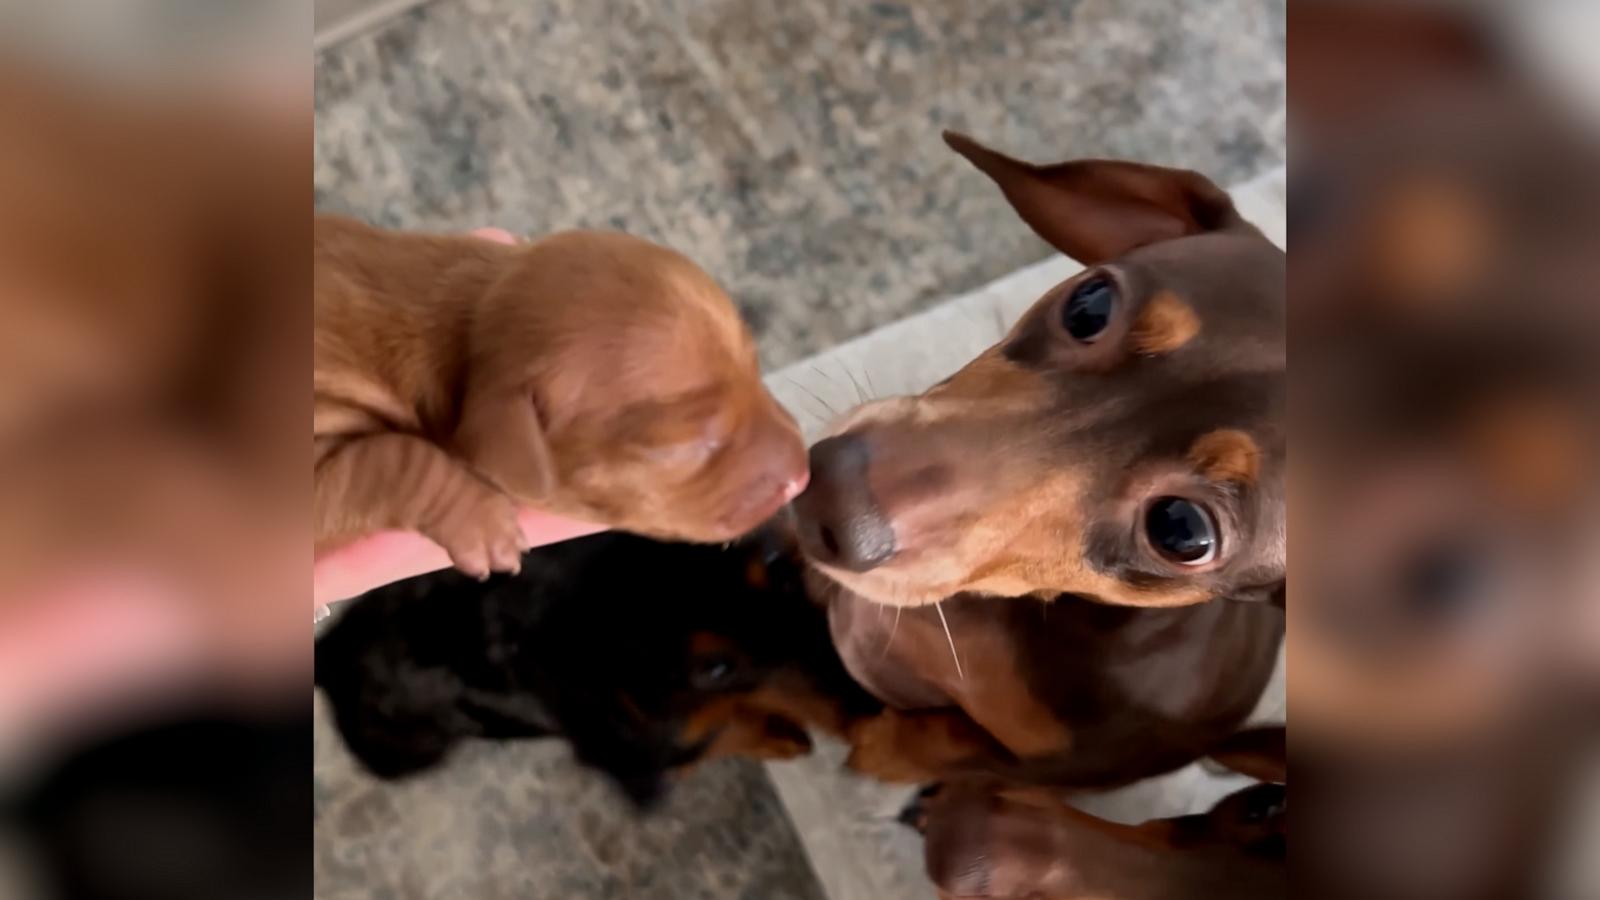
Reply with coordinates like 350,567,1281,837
312,1,1285,898
1290,2,1600,897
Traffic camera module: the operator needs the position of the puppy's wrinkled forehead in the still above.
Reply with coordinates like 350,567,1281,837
522,233,756,403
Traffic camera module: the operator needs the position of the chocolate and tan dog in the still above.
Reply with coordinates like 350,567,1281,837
315,220,809,577
792,134,1285,784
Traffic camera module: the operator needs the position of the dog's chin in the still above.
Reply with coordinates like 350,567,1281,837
806,559,955,609
626,499,783,545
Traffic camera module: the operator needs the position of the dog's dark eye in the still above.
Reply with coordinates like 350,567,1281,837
1062,277,1116,342
1145,497,1218,565
689,656,737,691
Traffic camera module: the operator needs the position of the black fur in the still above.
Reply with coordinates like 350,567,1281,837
7,705,311,900
315,527,878,807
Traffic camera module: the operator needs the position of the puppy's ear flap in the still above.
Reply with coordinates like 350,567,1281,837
453,382,556,500
943,131,1242,264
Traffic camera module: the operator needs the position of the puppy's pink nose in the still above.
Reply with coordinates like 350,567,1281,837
780,470,810,503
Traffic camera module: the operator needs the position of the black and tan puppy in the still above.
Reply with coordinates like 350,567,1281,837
314,527,879,806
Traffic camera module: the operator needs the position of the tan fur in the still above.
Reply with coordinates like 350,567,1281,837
679,678,858,764
1467,395,1585,513
1188,428,1262,485
1131,290,1201,354
1369,176,1491,303
314,216,807,577
844,707,1006,783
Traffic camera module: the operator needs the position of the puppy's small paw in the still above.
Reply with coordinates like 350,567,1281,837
430,492,525,578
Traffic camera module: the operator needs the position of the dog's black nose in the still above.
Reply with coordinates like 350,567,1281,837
792,434,896,572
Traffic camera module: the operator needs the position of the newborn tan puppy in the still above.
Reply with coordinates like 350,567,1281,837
314,217,808,578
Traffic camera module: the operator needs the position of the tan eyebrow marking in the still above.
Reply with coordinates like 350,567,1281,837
1370,176,1491,304
1188,428,1261,485
1131,290,1200,354
1469,395,1584,513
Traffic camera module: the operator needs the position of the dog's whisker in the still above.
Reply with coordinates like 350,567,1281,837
787,377,838,417
844,367,868,404
803,400,833,421
781,376,835,421
809,363,843,388
936,601,964,681
882,606,902,658
863,367,878,400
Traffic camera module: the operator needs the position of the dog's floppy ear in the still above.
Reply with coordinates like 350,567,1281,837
453,380,557,501
944,131,1242,264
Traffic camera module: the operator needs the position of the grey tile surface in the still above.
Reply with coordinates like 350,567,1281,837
313,1,1285,897
315,695,827,900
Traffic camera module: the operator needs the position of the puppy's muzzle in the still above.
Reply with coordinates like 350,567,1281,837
792,434,896,572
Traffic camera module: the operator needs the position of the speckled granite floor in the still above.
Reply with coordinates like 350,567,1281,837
313,0,1285,897
314,696,826,900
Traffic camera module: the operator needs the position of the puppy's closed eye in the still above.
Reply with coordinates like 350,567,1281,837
639,432,725,469
611,390,733,467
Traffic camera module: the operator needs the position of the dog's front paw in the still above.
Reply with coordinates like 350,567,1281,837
427,490,527,579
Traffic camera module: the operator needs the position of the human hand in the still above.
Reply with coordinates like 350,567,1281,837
313,509,605,607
